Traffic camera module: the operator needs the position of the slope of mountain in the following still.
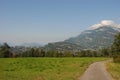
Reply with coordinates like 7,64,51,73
20,43,44,47
45,41,84,51
45,20,120,51
65,26,119,49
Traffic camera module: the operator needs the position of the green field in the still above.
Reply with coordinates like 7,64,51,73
107,62,120,80
0,57,107,80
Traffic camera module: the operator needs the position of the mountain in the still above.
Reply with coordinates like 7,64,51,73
65,26,119,49
45,20,120,51
45,42,84,52
20,43,44,47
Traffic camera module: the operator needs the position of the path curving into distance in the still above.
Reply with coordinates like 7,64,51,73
80,61,113,80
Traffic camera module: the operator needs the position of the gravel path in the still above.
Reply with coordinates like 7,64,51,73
80,61,113,80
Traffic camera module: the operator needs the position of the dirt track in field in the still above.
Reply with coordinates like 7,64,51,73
80,61,113,80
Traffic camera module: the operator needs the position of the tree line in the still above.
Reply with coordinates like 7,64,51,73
0,32,120,63
0,43,111,58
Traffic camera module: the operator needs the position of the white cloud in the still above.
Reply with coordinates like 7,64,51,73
89,20,116,30
101,20,114,25
90,24,102,30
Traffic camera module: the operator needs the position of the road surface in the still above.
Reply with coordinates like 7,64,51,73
80,61,113,80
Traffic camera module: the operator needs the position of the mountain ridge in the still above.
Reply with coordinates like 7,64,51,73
45,20,120,51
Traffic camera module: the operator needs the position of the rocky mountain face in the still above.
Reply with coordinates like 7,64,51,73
65,26,119,49
45,20,120,51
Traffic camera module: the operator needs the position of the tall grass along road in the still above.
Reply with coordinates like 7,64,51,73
107,62,120,80
80,61,113,80
0,57,107,80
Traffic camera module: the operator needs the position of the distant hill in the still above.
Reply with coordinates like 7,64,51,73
45,42,84,52
20,43,44,47
45,20,120,51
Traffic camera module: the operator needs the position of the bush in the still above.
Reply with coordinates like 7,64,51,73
113,55,120,63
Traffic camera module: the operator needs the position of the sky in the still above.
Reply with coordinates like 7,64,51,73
0,0,120,45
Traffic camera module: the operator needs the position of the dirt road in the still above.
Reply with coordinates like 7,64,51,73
80,61,113,80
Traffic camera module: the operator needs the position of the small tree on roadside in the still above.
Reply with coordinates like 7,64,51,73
111,32,120,62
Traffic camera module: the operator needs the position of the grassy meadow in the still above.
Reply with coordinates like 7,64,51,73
107,62,120,80
0,57,107,80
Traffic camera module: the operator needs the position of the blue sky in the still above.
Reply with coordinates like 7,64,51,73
0,0,120,45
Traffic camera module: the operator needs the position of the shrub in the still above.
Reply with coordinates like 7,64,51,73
113,55,120,63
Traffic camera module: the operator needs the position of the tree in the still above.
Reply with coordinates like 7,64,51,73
111,32,120,62
0,43,12,58
63,51,73,57
100,48,109,57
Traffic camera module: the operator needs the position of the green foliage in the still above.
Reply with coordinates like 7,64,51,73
20,48,45,57
0,43,12,58
74,49,110,57
0,43,111,58
113,55,120,63
111,32,120,62
111,32,120,55
9,47,111,58
0,57,107,80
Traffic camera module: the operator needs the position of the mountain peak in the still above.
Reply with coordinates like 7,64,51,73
45,20,120,51
89,20,120,30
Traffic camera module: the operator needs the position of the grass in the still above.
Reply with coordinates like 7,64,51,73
107,61,120,80
0,57,107,80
